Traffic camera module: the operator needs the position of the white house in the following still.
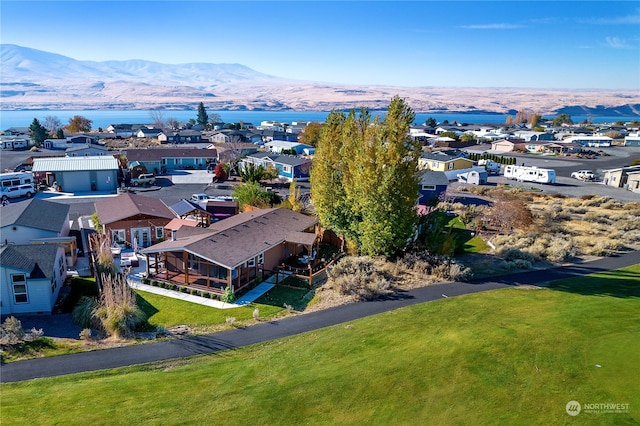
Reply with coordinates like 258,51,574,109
562,136,613,147
0,244,67,315
624,133,640,147
0,199,72,314
0,137,30,150
264,140,314,155
0,199,71,245
65,144,110,157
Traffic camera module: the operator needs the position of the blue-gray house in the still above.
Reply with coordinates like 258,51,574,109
418,171,449,205
240,152,312,182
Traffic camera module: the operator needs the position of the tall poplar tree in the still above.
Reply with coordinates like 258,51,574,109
311,96,421,256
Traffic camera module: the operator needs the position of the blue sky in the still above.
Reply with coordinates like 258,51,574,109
2,1,639,89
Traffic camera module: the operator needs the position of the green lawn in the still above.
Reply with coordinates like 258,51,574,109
136,285,313,332
2,265,638,425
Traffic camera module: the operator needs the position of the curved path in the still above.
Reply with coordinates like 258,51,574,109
2,250,639,383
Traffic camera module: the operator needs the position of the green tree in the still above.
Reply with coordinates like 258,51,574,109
232,181,279,209
66,115,92,133
239,162,266,184
196,102,209,127
56,128,65,139
424,117,437,127
29,118,49,147
439,131,459,140
460,133,476,142
288,179,303,212
311,96,421,256
552,113,573,127
297,122,323,147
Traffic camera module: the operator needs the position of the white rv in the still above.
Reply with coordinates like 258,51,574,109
503,165,556,184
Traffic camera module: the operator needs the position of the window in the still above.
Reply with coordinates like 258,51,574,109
156,227,164,240
12,275,28,303
448,162,454,170
58,255,65,277
282,165,291,173
247,258,256,268
112,229,125,244
257,253,264,265
422,185,436,191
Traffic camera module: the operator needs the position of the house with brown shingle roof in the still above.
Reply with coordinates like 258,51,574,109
140,208,318,295
95,193,176,249
125,148,217,174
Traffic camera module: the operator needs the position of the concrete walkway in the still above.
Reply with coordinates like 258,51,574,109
127,280,275,309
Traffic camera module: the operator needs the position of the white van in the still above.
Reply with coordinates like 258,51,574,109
1,183,36,201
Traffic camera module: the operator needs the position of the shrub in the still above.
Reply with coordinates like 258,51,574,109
221,286,235,303
0,317,43,346
431,260,474,281
190,289,198,296
328,256,395,301
495,247,537,263
0,316,25,345
92,274,147,339
72,296,99,328
79,328,93,341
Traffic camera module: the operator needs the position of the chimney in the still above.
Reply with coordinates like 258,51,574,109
171,229,177,241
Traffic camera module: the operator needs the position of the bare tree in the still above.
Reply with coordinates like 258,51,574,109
44,115,62,135
484,194,534,234
150,110,166,128
166,117,179,130
208,113,222,128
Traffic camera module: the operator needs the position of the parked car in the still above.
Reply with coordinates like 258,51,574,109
131,173,156,186
1,184,35,201
571,170,596,181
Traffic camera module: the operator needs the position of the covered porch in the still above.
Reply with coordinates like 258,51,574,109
143,250,260,295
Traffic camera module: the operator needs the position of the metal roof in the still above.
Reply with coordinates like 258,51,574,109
32,156,119,172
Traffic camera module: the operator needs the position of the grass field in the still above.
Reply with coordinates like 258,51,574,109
1,265,638,425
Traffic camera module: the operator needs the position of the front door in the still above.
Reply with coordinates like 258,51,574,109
131,227,151,248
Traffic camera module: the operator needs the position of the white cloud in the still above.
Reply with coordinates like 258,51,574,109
581,13,640,25
604,36,634,49
459,23,525,30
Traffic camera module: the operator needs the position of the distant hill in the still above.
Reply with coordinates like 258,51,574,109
1,44,639,116
0,44,284,86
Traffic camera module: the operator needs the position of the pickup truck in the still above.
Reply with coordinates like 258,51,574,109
131,173,156,186
191,193,210,202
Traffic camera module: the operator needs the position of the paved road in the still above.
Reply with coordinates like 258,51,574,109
2,249,639,383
